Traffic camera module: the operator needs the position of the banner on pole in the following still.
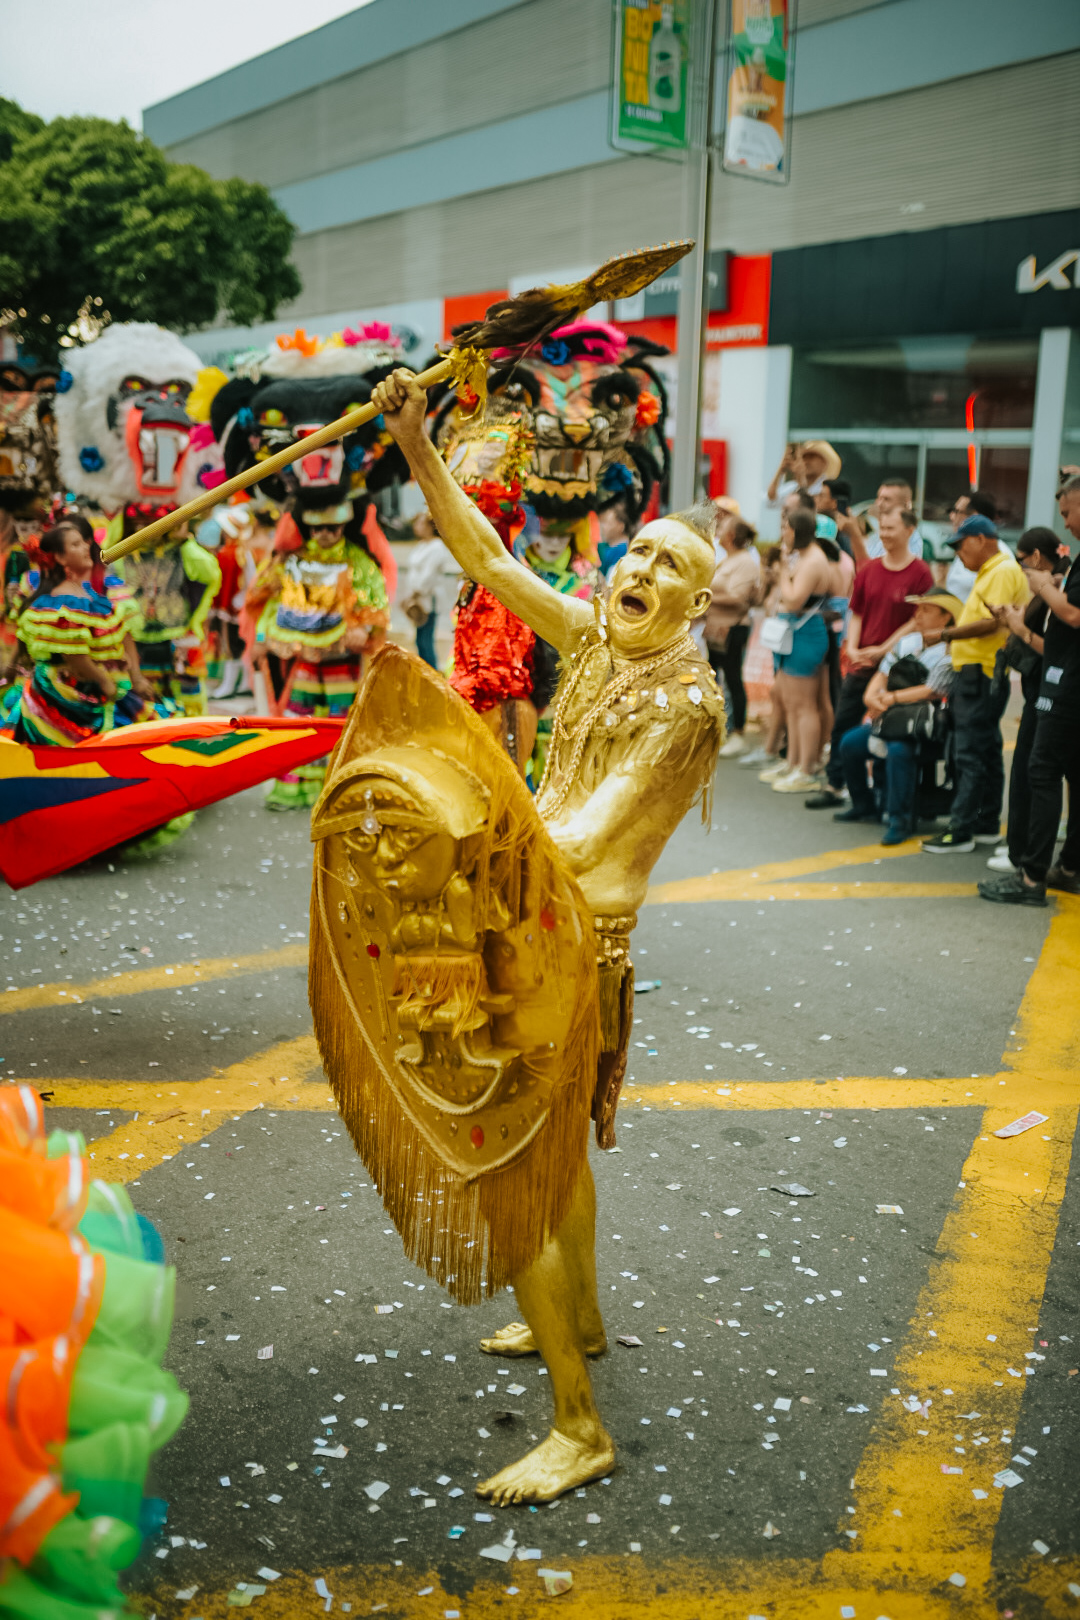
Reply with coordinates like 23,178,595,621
611,0,691,152
721,0,796,183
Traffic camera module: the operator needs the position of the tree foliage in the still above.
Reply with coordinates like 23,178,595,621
0,98,44,164
0,104,302,360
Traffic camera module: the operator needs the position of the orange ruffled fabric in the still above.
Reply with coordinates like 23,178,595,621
0,1087,100,1565
448,582,536,712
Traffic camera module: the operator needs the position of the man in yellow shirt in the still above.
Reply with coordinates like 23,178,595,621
920,515,1027,853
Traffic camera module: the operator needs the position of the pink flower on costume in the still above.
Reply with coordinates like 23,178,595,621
343,322,396,348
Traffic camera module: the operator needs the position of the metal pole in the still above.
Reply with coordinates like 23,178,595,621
670,0,717,510
914,437,928,523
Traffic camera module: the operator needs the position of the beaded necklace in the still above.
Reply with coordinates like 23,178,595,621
538,623,698,817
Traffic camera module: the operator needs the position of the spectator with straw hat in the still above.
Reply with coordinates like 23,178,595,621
767,441,842,509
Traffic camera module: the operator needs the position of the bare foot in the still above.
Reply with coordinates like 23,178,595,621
479,1321,607,1357
476,1427,615,1506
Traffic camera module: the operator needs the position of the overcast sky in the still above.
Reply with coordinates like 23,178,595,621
3,0,372,129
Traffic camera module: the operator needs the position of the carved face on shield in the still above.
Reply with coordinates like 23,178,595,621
326,748,493,941
310,653,598,1208
436,320,670,526
315,745,514,1055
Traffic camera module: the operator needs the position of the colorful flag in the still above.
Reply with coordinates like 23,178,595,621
0,715,344,889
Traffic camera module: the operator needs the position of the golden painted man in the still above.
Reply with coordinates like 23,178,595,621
312,368,724,1508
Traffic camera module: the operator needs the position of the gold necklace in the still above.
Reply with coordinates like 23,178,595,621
538,628,697,815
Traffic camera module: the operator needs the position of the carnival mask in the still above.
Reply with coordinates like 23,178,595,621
442,320,669,525
211,371,408,515
115,376,193,498
54,322,204,513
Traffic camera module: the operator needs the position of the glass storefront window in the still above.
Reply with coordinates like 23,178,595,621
790,336,1038,432
789,334,1038,540
921,446,969,523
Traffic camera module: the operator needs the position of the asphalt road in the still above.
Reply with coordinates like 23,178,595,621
4,752,1079,1618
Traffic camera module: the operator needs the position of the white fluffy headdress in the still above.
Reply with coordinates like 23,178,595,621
55,322,203,512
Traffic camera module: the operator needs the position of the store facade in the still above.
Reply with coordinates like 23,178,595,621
769,207,1080,542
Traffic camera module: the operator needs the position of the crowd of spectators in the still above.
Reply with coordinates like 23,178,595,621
706,446,1080,904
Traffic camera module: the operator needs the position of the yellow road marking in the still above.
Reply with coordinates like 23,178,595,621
140,1550,1075,1620
1005,893,1080,1075
44,1067,1064,1126
626,1072,1059,1112
652,879,976,901
647,837,924,904
1,943,307,1014
645,830,1005,901
22,879,1078,1613
50,1037,329,1181
843,1107,1072,1594
834,896,1080,1606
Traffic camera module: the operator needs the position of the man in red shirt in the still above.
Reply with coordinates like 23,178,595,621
806,508,933,809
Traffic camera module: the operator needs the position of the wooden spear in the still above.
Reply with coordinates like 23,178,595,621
100,240,692,565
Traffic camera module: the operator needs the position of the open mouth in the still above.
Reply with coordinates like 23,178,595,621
297,449,345,488
532,446,605,485
136,425,190,493
125,399,193,496
295,427,346,488
618,591,649,618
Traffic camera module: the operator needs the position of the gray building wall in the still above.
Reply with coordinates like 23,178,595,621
144,0,1080,326
158,0,610,190
276,52,1080,319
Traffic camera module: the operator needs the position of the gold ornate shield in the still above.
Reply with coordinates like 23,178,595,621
309,645,599,1301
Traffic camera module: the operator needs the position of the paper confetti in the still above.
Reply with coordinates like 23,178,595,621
994,1111,1049,1138
538,1569,573,1595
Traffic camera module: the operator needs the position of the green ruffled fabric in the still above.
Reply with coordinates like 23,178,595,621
0,1136,188,1620
114,812,196,862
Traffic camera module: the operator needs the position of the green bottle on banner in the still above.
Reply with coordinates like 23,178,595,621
649,5,682,112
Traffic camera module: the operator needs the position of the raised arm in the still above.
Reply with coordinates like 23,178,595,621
1028,565,1080,628
841,514,870,570
371,369,592,656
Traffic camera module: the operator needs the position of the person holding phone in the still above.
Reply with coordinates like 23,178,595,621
766,440,841,507
979,479,1080,904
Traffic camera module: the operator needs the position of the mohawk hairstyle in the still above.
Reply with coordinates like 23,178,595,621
667,499,720,544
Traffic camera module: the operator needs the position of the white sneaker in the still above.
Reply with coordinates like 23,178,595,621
213,659,245,699
719,734,748,759
759,759,791,782
985,852,1016,872
772,769,820,793
739,747,773,770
